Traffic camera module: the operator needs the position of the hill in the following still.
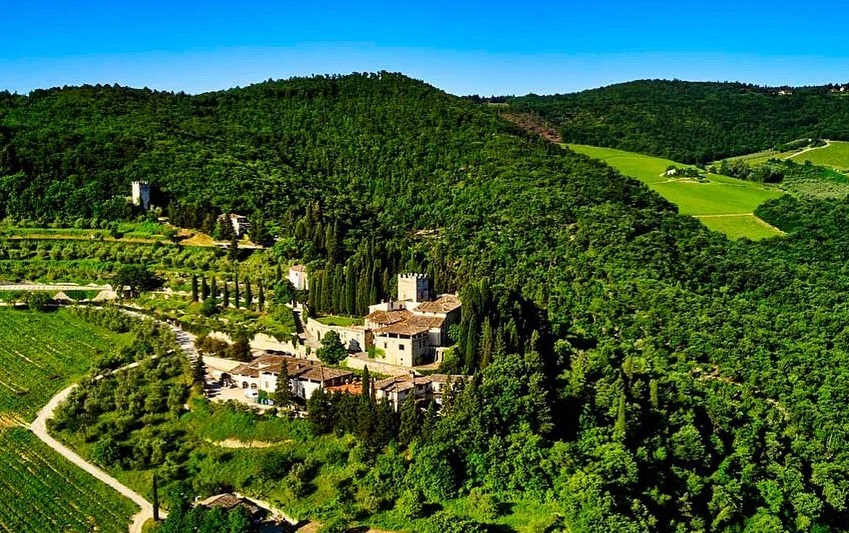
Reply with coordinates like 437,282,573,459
7,74,849,530
509,80,849,163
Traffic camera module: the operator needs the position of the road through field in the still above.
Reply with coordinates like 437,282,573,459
30,387,153,533
28,309,196,533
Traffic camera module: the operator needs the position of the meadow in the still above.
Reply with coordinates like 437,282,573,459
566,144,785,239
0,308,138,532
789,140,849,170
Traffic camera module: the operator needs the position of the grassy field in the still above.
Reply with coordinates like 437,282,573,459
566,144,784,239
789,141,849,170
0,308,138,531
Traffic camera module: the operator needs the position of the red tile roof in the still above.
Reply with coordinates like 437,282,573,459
414,294,461,314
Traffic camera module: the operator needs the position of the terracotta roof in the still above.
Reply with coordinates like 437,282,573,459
374,321,430,337
365,309,412,325
374,374,416,393
231,355,352,384
289,265,307,272
414,294,461,314
326,382,363,395
407,315,445,329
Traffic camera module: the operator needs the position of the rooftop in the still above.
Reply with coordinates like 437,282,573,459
365,308,412,325
230,355,352,383
289,265,307,272
374,321,430,337
198,493,264,518
414,294,461,314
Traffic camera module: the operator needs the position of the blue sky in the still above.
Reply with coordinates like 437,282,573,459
2,0,849,95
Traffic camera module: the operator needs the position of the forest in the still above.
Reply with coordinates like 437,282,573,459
6,73,849,531
509,80,849,163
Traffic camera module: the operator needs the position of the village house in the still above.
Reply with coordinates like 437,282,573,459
372,372,462,410
224,354,353,400
288,264,309,291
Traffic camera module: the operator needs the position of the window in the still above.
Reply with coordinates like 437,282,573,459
399,344,405,351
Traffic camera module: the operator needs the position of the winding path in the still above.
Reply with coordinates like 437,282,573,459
26,311,195,533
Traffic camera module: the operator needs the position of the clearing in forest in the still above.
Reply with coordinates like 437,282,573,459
789,140,849,171
566,144,784,240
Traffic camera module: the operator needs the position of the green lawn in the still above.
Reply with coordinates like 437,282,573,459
566,144,784,239
789,141,849,171
314,315,363,327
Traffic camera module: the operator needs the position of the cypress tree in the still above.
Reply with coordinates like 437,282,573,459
422,400,438,439
191,274,198,302
201,277,210,300
275,361,291,408
152,472,160,522
192,355,206,386
234,271,240,309
345,263,357,316
245,277,253,309
615,394,627,440
258,281,265,311
223,281,230,308
210,277,218,304
275,263,282,283
362,365,371,400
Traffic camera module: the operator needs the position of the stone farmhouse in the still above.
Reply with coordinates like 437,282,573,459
224,354,353,400
365,274,461,366
305,273,461,368
372,372,462,410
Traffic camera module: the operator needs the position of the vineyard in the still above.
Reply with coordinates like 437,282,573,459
0,308,130,420
0,427,137,532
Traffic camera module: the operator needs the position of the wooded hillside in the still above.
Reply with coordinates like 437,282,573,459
5,74,849,531
510,80,849,163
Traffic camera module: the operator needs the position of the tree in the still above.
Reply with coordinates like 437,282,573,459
362,365,371,400
191,274,198,302
274,280,296,306
258,280,265,311
192,355,206,386
152,472,160,522
23,291,51,311
318,330,347,365
114,264,163,298
201,277,210,301
244,277,253,309
228,329,252,362
222,280,230,307
210,276,218,304
274,361,291,408
234,271,240,309
398,394,422,448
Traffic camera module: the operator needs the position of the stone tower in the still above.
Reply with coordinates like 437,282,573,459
131,181,151,210
397,273,429,303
